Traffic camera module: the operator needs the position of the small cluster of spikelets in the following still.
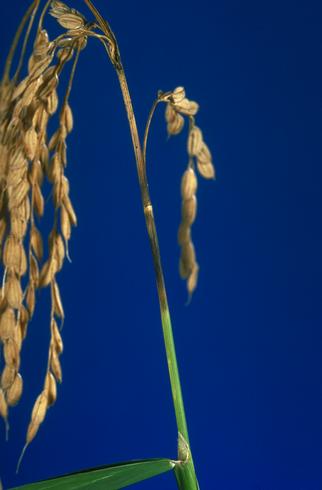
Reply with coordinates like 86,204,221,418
164,87,215,299
0,0,90,465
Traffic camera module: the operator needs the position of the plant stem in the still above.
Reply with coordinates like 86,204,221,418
116,67,198,490
82,1,199,486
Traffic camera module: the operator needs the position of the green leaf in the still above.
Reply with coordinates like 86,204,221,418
9,459,175,490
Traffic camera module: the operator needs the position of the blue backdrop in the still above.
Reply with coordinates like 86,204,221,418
1,0,322,489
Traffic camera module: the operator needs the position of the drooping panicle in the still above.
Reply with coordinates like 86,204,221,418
0,0,89,461
163,87,215,298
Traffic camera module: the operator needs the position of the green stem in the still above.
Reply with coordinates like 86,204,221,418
116,68,198,490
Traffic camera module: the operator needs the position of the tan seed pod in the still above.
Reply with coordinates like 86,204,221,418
24,127,38,161
172,86,186,104
62,194,77,226
54,234,65,269
17,246,27,277
3,236,27,276
45,372,57,407
56,37,73,48
60,205,71,241
48,153,62,183
31,392,47,424
47,89,58,115
18,305,30,340
167,113,184,136
197,160,215,179
61,175,70,194
24,99,39,124
6,160,28,188
38,74,58,99
10,215,27,239
29,159,44,186
25,284,35,317
30,254,40,285
0,294,6,311
181,168,198,200
1,365,16,391
21,78,41,108
39,259,57,288
8,179,30,210
182,196,197,225
50,1,71,16
49,232,65,270
0,388,8,421
0,307,15,340
57,13,85,30
25,392,48,447
5,273,23,309
3,235,21,269
79,30,88,47
52,281,64,319
40,143,49,167
174,98,199,116
33,29,50,57
3,338,19,368
181,241,196,273
14,321,22,351
177,223,191,246
187,126,203,156
165,103,176,124
62,103,73,133
18,196,31,222
48,129,61,151
34,183,45,216
6,373,23,406
187,264,199,299
50,349,62,383
35,35,52,56
31,226,43,260
52,318,63,354
57,139,67,165
33,107,48,134
179,257,190,279
197,142,212,164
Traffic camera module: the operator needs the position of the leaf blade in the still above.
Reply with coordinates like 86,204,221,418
10,458,175,490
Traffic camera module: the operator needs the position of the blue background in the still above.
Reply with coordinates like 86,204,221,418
1,0,322,489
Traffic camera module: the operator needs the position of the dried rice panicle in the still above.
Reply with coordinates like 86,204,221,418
19,34,81,465
0,0,85,455
164,87,215,298
178,166,199,300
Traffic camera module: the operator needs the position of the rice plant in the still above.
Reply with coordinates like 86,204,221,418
0,1,215,488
